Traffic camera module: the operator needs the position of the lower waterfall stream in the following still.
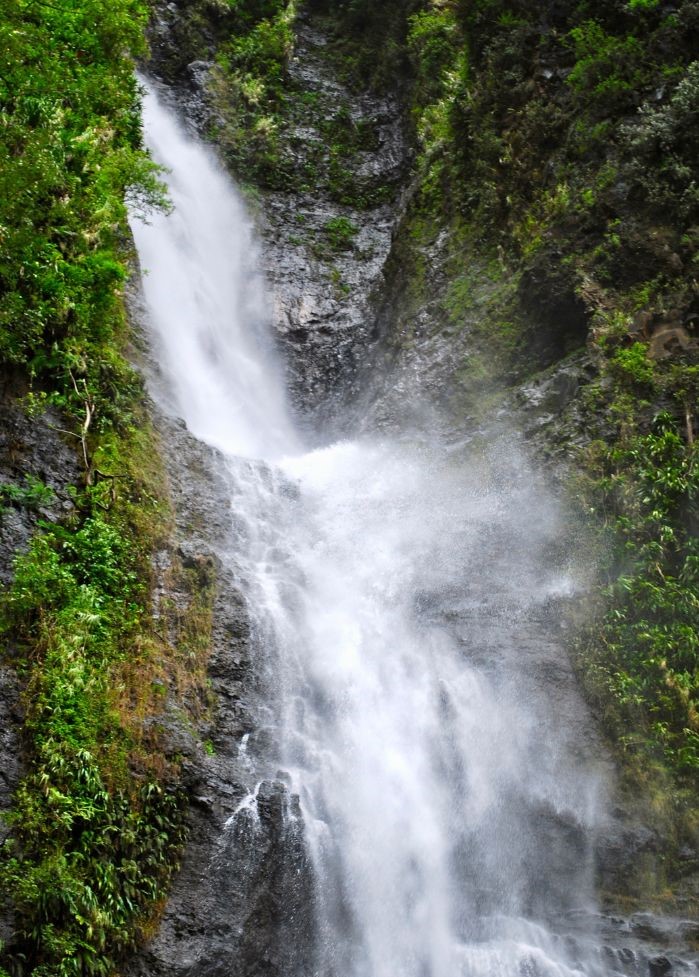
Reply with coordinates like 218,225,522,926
129,81,684,977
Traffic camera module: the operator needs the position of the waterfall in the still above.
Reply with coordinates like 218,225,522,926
130,79,298,461
130,80,632,977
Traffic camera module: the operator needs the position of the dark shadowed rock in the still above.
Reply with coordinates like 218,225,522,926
518,247,590,365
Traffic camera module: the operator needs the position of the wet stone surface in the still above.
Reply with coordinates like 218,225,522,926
254,21,409,435
146,6,409,436
123,282,316,977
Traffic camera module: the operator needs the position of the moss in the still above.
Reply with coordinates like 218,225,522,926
207,0,297,186
574,363,699,787
327,266,351,298
303,0,419,92
206,2,401,204
609,342,656,390
0,476,56,518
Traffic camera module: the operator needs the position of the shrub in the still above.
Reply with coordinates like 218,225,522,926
407,7,462,110
0,2,188,971
622,61,699,220
321,216,359,250
567,20,646,104
609,342,656,390
584,418,699,777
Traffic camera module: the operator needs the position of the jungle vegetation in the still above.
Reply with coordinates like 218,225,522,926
0,0,698,971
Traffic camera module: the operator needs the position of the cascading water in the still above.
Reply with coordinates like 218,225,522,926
130,80,687,977
130,82,298,461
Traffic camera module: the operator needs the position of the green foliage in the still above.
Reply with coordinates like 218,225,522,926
407,6,462,111
0,1,189,972
609,341,656,390
2,765,186,977
0,0,164,406
0,476,56,516
320,216,358,251
211,0,398,204
0,450,186,975
584,416,699,778
211,1,296,183
226,0,288,20
567,21,646,103
306,0,419,91
622,61,699,220
403,0,697,291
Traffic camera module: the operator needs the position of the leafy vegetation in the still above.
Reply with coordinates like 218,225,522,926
205,0,400,204
304,0,420,91
0,508,187,972
0,0,164,403
0,1,199,973
583,411,699,775
210,0,297,182
0,477,56,517
0,414,194,977
320,216,358,251
330,0,699,802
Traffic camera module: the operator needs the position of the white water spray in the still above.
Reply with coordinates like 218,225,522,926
131,81,298,460
131,81,629,977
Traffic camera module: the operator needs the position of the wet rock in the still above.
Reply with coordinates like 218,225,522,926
126,775,316,977
630,309,654,339
123,275,316,977
517,247,590,365
187,59,212,88
595,819,665,897
516,354,584,417
649,322,696,358
143,10,409,435
255,22,409,432
649,954,673,976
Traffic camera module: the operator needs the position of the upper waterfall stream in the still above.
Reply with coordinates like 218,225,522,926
130,80,656,977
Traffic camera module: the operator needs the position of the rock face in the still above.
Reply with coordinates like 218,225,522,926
255,21,407,433
122,417,316,977
0,373,82,591
144,6,409,437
